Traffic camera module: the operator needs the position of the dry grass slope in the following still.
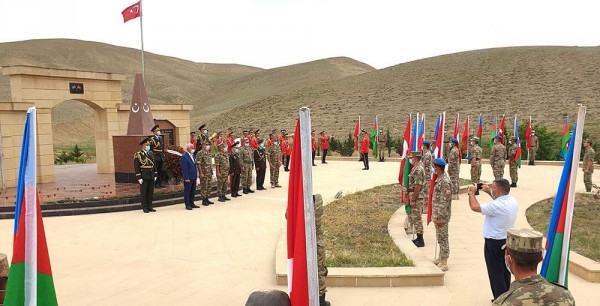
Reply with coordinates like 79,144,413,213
209,47,600,140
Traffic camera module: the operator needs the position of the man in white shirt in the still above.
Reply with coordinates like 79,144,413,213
467,179,518,301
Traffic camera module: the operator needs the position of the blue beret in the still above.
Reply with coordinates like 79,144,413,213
495,135,503,139
433,158,446,166
423,140,431,145
451,138,458,144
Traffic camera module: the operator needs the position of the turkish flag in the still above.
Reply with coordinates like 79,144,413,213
122,2,141,23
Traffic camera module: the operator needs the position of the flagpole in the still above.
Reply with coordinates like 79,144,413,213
299,107,319,306
140,0,146,83
559,105,586,285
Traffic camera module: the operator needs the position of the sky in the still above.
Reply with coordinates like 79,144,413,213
1,0,599,69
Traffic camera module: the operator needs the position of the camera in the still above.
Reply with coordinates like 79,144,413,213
477,183,483,190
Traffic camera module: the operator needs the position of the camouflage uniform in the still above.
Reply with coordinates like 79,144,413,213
583,145,595,192
408,161,425,234
421,149,433,212
508,142,519,184
493,275,575,306
268,141,282,187
528,134,539,165
493,228,575,306
377,129,387,161
470,144,482,184
432,172,452,261
314,194,327,297
490,142,507,180
240,145,254,190
197,148,212,199
214,151,230,197
448,146,460,195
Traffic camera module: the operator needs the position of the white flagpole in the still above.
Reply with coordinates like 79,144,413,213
140,0,146,83
559,105,586,285
299,107,319,305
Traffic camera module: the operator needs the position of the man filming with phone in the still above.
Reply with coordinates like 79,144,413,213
467,179,519,302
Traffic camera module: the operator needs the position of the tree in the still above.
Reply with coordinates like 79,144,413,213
330,133,355,157
531,124,559,161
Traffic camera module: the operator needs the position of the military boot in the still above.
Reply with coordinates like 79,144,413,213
218,196,226,203
510,182,517,188
437,258,448,271
319,293,331,306
433,258,440,265
412,234,425,247
207,197,214,204
202,198,209,206
242,188,249,194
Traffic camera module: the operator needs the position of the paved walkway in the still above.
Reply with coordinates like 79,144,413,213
0,161,599,305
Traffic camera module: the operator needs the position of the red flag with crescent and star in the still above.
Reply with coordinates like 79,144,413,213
122,2,141,23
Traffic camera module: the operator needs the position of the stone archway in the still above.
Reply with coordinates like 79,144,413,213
0,65,192,188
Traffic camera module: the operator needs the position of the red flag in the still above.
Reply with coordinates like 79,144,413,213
453,113,460,141
525,116,532,150
353,119,360,150
287,119,309,305
498,115,506,138
461,115,469,152
122,2,141,23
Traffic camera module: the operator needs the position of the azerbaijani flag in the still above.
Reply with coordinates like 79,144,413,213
560,117,570,159
427,112,445,225
489,117,497,148
477,113,483,147
399,115,412,204
541,105,586,287
370,115,379,158
417,114,425,149
353,117,360,150
452,113,460,143
411,113,419,152
525,116,532,150
5,107,58,305
513,115,522,168
287,116,319,305
461,115,470,159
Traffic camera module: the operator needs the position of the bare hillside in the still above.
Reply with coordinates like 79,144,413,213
208,47,600,139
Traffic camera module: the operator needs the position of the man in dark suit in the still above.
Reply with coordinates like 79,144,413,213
254,138,267,190
180,143,199,210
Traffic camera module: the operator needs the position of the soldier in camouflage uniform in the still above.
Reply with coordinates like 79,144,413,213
490,135,507,180
448,138,461,200
214,143,231,202
493,228,575,306
470,137,483,194
240,138,255,194
377,127,387,162
508,136,519,188
408,151,425,247
583,138,595,192
197,142,214,206
421,140,433,213
267,134,283,188
431,158,452,271
528,130,539,165
314,194,331,306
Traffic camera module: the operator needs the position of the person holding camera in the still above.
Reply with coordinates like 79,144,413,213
467,179,519,301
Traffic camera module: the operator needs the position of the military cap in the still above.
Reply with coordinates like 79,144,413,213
243,130,248,133
531,130,536,133
151,124,160,132
510,135,516,140
190,131,195,135
451,138,459,144
471,136,480,141
585,138,592,144
320,130,325,134
433,158,446,166
281,129,286,133
502,228,544,253
255,129,260,134
410,150,422,158
139,136,151,145
495,134,503,139
198,124,206,130
423,140,431,145
361,129,367,133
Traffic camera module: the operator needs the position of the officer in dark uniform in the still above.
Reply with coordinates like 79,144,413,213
134,136,157,213
229,140,242,198
150,124,165,188
254,138,267,190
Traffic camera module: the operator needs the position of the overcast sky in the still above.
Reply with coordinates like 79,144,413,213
1,0,599,69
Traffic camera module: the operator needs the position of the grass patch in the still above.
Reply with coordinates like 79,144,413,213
526,193,600,262
323,183,413,267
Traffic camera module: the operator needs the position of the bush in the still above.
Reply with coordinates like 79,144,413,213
164,145,184,184
55,151,71,165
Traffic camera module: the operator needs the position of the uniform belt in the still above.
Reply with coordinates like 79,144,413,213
153,149,162,152
140,166,153,168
